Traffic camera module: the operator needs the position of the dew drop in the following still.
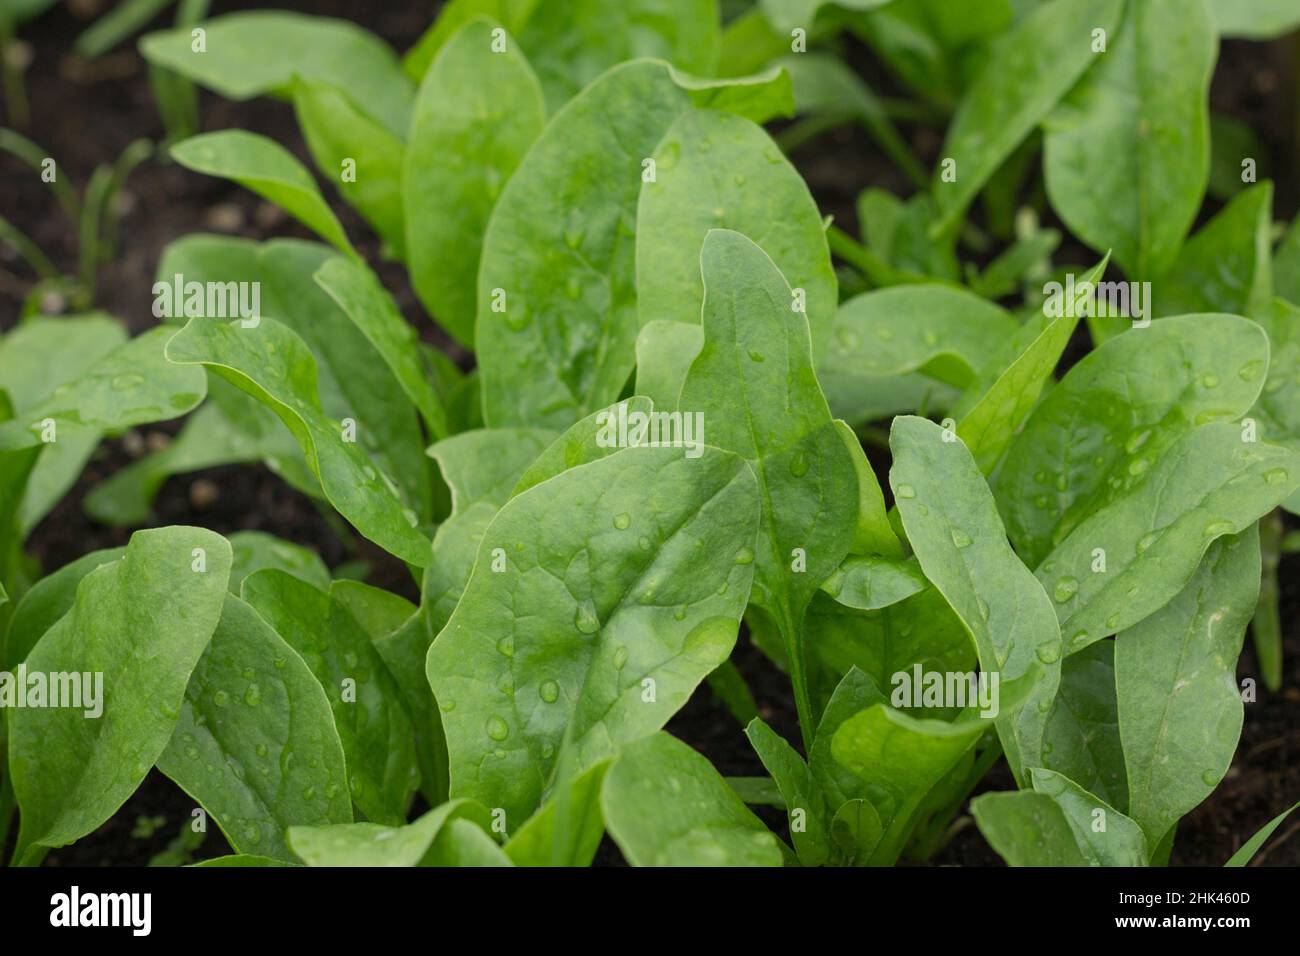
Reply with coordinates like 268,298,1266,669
895,483,917,499
613,512,631,530
1263,467,1289,485
213,690,230,708
485,716,509,741
1053,576,1078,603
734,545,755,565
244,684,261,707
613,645,629,669
1201,373,1220,389
1127,457,1150,477
950,528,972,549
747,349,765,363
1036,642,1061,664
111,373,144,391
1136,532,1158,553
496,635,514,658
539,680,560,703
789,453,809,477
575,601,600,635
1238,359,1265,382
1204,519,1234,537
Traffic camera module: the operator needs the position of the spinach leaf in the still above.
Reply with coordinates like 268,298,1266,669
997,314,1270,567
0,326,206,452
888,415,1060,781
476,60,792,429
819,285,1017,425
404,16,546,348
166,316,432,566
1043,0,1214,279
157,594,352,862
426,443,759,825
601,732,783,866
288,800,492,866
933,0,1125,236
292,79,407,255
241,570,419,826
140,12,413,136
678,229,857,747
637,108,835,340
1116,528,1260,850
9,527,231,864
171,131,358,260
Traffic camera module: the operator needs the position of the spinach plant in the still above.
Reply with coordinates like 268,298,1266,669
1,0,1298,868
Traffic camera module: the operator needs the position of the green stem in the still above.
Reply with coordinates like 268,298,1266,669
0,129,80,222
1253,510,1283,691
0,18,28,130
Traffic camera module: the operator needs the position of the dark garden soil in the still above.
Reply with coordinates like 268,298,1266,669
1,2,1297,867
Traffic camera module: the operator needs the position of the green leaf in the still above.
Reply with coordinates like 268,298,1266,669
678,229,857,747
2,547,125,670
404,17,546,348
806,591,976,722
888,416,1061,781
1274,219,1300,307
1155,182,1274,317
288,799,491,866
503,760,610,866
476,60,792,429
1043,0,1214,279
1210,0,1300,38
634,320,704,410
745,718,829,866
971,790,1091,866
997,313,1270,567
241,570,419,825
426,444,760,825
819,286,1018,425
1251,298,1300,513
140,12,413,136
933,0,1126,235
955,257,1111,474
831,704,986,865
1116,528,1260,850
835,420,902,557
636,108,836,342
166,316,432,566
1040,640,1127,807
191,854,294,867
0,326,206,451
510,397,654,496
602,732,782,866
171,131,357,259
821,554,927,611
1029,768,1148,865
157,594,352,862
228,531,331,596
292,79,406,255
1225,800,1300,865
9,527,231,863
0,314,127,535
517,0,721,112
313,256,449,439
403,0,538,80
1039,424,1297,654
759,0,892,35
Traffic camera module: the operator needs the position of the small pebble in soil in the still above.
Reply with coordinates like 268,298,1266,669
189,479,220,509
255,201,287,229
121,430,145,457
145,430,170,453
205,203,245,232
